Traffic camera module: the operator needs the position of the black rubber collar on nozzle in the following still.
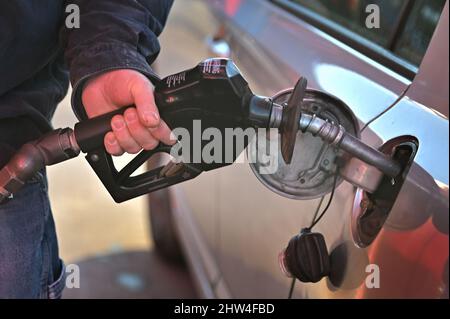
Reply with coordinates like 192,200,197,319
280,77,308,164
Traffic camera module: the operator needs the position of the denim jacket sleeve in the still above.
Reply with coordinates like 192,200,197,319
62,0,174,119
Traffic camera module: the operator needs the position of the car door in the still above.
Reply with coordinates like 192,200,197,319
206,0,448,298
359,2,449,297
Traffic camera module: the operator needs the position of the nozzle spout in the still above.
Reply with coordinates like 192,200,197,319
299,113,402,178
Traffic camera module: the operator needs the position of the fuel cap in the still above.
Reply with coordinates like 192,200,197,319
248,89,359,200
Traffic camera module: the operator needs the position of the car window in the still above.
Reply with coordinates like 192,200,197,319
288,0,405,47
393,0,447,66
282,0,446,69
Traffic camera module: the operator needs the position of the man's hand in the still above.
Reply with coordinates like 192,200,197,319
82,69,175,156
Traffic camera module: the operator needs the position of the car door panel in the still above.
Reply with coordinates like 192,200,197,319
204,0,447,298
360,95,448,297
364,15,450,294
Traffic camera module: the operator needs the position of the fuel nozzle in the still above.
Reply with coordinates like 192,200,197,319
251,77,404,201
265,78,402,179
0,59,403,205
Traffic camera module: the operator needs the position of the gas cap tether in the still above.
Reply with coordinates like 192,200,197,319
281,173,339,298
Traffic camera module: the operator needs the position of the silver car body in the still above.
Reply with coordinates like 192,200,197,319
165,0,449,298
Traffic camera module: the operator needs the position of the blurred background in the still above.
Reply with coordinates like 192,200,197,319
48,0,215,298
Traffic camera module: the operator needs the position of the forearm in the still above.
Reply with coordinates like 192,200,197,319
62,0,174,119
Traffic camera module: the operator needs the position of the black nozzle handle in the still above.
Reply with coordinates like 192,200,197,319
74,106,131,153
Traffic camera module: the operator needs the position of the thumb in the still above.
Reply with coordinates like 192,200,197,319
129,73,161,128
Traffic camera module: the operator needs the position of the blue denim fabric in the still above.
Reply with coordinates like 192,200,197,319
0,171,65,299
